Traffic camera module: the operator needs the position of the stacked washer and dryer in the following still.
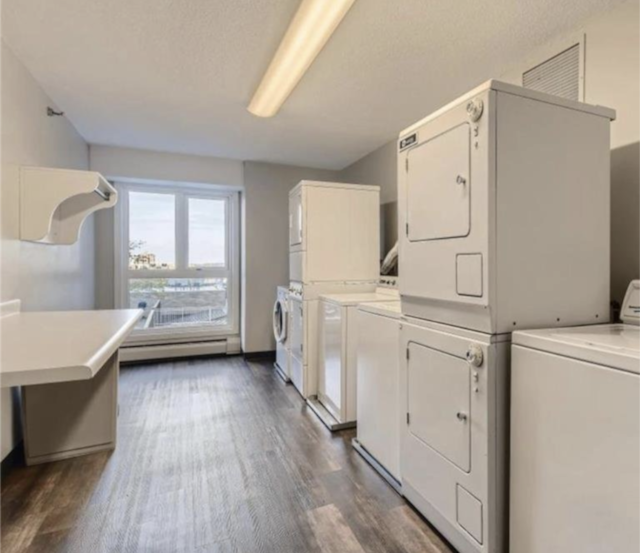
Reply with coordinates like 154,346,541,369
287,180,381,399
396,80,615,553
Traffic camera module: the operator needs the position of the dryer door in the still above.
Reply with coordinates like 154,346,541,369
407,123,470,242
407,342,471,472
289,190,303,247
273,298,288,344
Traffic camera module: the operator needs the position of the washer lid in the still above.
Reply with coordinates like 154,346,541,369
357,301,401,319
514,324,640,374
319,291,398,306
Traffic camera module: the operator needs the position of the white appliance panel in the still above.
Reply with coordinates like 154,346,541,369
356,305,401,480
317,289,399,425
290,353,303,394
289,296,303,363
290,182,380,285
289,189,303,248
399,89,492,327
407,123,471,241
400,320,508,553
510,345,640,553
319,301,343,416
289,251,304,283
398,81,613,333
407,343,471,472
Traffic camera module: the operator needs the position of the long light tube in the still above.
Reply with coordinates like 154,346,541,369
248,0,357,118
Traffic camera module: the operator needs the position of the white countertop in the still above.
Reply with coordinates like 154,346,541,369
1,308,142,387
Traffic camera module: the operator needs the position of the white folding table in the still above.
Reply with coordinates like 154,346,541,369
1,301,142,465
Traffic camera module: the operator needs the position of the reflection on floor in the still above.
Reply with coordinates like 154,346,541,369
1,357,453,553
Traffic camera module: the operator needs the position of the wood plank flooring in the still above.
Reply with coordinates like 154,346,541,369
1,357,454,553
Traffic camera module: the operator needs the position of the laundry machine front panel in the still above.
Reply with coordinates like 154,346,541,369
407,342,471,472
407,123,471,242
400,319,508,553
399,89,494,325
289,188,304,249
319,300,345,418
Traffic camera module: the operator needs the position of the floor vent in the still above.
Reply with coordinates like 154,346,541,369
523,42,582,101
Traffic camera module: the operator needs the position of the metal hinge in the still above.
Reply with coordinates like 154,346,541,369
406,413,410,425
405,223,409,236
406,347,410,360
405,158,409,172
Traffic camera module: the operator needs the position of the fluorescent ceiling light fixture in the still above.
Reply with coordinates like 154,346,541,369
248,0,357,118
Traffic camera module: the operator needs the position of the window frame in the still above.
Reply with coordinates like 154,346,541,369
114,182,240,345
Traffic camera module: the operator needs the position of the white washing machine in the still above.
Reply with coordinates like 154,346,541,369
400,318,510,553
309,282,399,431
273,286,290,382
510,280,640,553
352,299,402,492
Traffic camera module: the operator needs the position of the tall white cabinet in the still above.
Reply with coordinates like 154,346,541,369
288,181,380,399
397,80,615,553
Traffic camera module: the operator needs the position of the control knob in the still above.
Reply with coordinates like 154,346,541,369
466,98,484,122
466,344,484,367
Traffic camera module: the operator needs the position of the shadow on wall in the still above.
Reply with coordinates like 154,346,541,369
611,141,640,307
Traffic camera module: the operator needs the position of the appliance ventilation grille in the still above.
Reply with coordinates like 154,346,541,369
523,43,581,101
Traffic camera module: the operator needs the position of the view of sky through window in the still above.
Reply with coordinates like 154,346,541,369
189,198,226,268
129,191,176,269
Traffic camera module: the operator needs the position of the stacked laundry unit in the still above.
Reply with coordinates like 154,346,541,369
288,180,380,399
397,80,615,553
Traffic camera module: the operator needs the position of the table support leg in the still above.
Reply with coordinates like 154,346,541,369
22,351,119,466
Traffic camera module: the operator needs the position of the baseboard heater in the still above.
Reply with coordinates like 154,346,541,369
120,336,241,363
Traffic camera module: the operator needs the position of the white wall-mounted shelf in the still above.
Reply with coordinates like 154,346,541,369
20,166,117,244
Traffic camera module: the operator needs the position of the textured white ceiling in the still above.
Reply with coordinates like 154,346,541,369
2,0,625,169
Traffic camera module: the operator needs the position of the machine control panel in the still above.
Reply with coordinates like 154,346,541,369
378,275,398,289
466,344,484,367
621,280,640,325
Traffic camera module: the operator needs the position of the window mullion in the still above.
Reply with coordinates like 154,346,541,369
176,192,188,271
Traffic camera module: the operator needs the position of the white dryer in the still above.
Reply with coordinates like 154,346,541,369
273,286,290,382
510,280,640,553
400,318,509,553
352,300,402,492
309,282,399,431
398,80,615,334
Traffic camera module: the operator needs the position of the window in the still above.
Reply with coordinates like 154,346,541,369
115,183,240,344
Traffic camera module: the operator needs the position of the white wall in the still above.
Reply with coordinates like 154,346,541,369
500,0,640,305
242,162,340,353
1,43,91,460
339,141,398,205
90,145,244,310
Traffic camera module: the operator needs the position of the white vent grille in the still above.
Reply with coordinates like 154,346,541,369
523,43,581,101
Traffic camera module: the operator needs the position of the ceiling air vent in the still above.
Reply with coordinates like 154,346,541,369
523,43,582,101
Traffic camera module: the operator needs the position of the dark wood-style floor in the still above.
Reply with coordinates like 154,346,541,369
1,357,453,553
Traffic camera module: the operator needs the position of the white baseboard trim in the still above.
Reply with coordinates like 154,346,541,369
120,336,241,363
